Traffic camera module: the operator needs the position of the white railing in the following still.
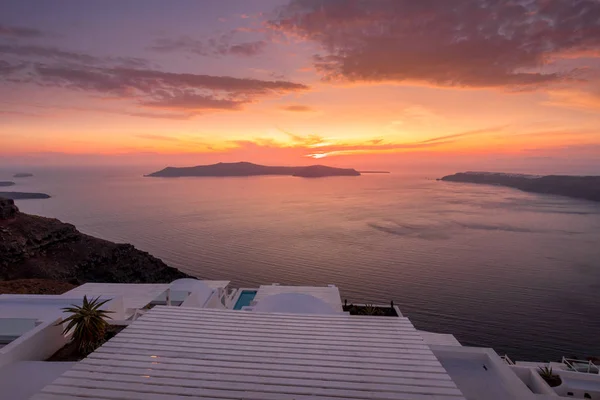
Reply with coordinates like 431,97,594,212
224,289,239,308
562,357,600,374
501,355,515,365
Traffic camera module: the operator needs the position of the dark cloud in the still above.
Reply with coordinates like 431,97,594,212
269,0,600,88
140,92,245,111
26,64,308,114
33,65,307,94
0,25,44,38
150,34,267,57
0,44,150,68
280,104,313,112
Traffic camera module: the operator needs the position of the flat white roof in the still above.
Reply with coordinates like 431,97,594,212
62,283,170,311
32,307,465,400
0,295,112,322
254,284,344,312
200,280,230,290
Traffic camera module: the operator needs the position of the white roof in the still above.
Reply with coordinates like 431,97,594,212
0,295,113,322
200,280,230,290
62,283,169,311
254,284,343,312
169,279,210,292
253,293,337,314
32,307,465,400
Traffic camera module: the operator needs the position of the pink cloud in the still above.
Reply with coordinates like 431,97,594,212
268,0,600,89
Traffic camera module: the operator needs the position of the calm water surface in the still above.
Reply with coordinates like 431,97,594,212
5,167,600,361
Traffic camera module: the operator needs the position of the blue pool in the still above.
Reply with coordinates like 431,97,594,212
233,290,257,310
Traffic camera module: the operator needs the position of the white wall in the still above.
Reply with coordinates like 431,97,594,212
554,370,600,398
510,366,558,396
0,318,68,368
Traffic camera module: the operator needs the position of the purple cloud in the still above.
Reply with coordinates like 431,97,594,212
0,60,25,75
150,34,267,57
268,0,600,88
0,44,150,68
0,25,44,38
28,64,308,114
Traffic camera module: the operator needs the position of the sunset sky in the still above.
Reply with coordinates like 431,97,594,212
1,0,600,172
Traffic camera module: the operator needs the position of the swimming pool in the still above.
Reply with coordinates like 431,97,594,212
233,290,257,310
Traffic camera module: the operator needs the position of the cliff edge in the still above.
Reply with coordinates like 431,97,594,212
441,172,600,203
0,197,191,284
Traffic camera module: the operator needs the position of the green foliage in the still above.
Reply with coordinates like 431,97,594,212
538,366,554,379
360,304,384,316
57,295,113,355
538,366,562,387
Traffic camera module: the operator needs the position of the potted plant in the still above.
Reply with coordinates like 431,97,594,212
538,366,562,387
57,295,113,355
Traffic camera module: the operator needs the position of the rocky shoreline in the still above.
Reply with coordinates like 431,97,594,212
0,197,191,291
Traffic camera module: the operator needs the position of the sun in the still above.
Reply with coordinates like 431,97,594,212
306,153,328,159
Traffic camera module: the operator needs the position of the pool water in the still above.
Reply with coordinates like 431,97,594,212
233,290,257,310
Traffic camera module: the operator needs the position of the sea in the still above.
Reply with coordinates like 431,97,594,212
3,166,600,362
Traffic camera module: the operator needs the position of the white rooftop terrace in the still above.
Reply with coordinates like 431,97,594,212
63,283,170,311
62,280,231,318
31,306,465,400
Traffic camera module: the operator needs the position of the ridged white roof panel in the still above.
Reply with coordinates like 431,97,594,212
32,307,464,400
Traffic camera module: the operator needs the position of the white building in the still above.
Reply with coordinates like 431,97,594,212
0,280,597,399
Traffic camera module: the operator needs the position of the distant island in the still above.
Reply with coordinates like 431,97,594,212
358,171,391,174
13,173,34,178
0,192,51,200
440,172,600,203
146,162,361,178
0,181,15,187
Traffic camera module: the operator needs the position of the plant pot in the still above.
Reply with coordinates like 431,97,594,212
542,375,562,388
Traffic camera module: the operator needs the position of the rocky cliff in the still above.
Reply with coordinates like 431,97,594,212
441,172,600,203
0,197,191,284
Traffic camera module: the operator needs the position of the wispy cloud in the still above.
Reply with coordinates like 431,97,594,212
0,59,309,117
280,104,314,112
150,33,267,57
237,125,506,159
543,88,600,112
0,25,44,38
419,126,507,144
0,44,150,68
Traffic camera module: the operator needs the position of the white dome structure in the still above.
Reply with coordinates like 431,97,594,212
253,293,337,315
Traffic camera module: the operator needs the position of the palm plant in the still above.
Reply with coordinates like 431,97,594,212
58,296,113,354
360,304,384,316
538,366,562,387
